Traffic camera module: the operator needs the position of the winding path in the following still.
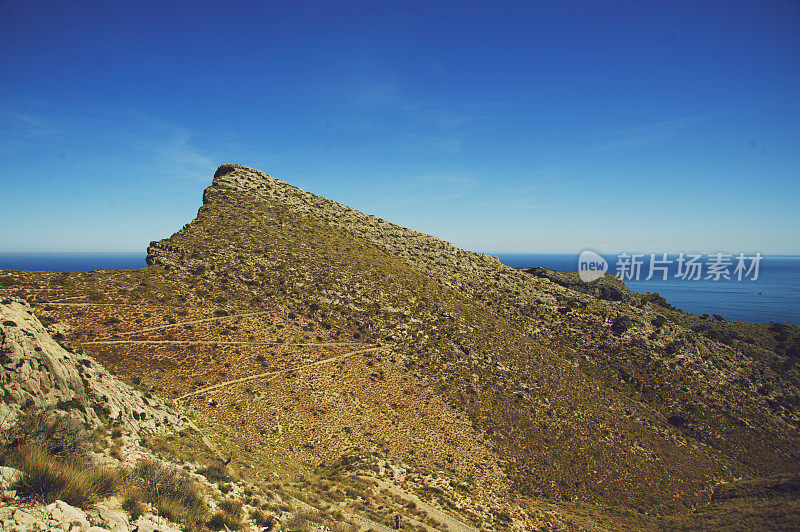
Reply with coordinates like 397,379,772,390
176,345,387,400
96,310,271,339
81,339,365,347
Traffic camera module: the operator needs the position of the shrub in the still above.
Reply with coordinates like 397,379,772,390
197,465,231,483
651,315,667,328
250,508,275,528
4,409,92,460
131,459,203,507
10,444,87,505
89,467,119,499
208,512,241,530
130,459,207,529
692,324,739,345
157,496,207,527
122,495,146,520
598,284,624,302
643,292,674,309
611,316,634,335
684,402,701,417
8,444,118,506
218,498,242,517
87,290,105,302
284,508,342,530
668,415,687,427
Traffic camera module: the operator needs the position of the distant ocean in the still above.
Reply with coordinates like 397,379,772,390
496,253,800,326
0,253,146,272
2,252,798,326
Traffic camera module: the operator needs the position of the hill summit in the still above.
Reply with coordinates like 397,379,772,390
2,163,799,530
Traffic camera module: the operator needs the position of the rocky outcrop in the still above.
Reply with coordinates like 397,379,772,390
147,163,501,283
0,498,181,532
0,298,185,435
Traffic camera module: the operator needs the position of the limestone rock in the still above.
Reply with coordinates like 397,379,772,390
0,299,185,436
0,466,22,489
13,509,37,526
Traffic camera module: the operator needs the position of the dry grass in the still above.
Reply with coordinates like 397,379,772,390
1,409,118,507
284,507,357,531
9,443,118,506
128,459,208,530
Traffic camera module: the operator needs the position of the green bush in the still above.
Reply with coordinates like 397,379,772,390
692,324,740,345
250,508,275,528
3,409,91,460
208,512,241,530
131,459,204,508
218,498,242,517
651,315,667,328
598,284,623,302
122,495,146,520
611,316,634,335
643,292,674,309
129,459,207,528
196,465,232,483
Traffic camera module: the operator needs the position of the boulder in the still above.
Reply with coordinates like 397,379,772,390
12,509,37,526
0,466,22,489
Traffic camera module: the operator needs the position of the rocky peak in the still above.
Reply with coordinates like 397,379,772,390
189,163,503,291
211,163,277,190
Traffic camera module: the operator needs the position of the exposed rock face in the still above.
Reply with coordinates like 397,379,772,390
148,164,500,280
0,498,182,532
0,298,184,435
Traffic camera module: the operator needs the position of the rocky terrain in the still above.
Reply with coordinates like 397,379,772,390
1,299,185,435
1,163,799,530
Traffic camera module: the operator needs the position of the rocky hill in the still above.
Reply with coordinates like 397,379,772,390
2,163,799,530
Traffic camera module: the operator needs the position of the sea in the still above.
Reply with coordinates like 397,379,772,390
496,253,800,326
0,253,147,273
1,252,799,326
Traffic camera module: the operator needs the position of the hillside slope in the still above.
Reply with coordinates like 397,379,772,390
2,163,799,530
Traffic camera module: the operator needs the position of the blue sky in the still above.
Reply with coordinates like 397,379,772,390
1,1,799,254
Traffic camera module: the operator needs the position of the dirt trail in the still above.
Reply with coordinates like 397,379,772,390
177,345,387,400
287,494,397,532
96,310,271,339
81,339,366,347
368,477,479,532
185,420,230,466
36,302,117,307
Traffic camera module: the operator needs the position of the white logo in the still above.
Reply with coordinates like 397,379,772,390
578,250,608,282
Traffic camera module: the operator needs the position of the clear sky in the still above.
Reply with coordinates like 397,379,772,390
1,1,799,254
